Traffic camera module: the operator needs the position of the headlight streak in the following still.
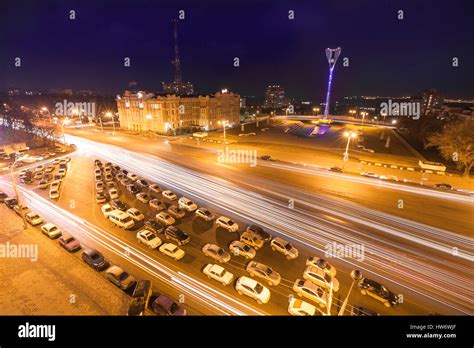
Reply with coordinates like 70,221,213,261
2,181,265,316
65,135,474,314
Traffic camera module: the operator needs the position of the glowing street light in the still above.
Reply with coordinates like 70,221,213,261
61,118,70,144
342,130,357,170
145,114,152,132
338,270,363,315
360,111,368,126
218,120,229,143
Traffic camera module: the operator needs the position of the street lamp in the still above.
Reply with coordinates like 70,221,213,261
342,130,357,170
145,114,152,132
10,155,28,229
105,111,115,135
338,270,363,315
360,112,367,126
218,120,228,143
61,118,70,145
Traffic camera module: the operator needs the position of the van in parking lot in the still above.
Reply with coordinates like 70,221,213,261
108,210,135,229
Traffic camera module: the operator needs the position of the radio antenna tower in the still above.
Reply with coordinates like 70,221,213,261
171,19,183,87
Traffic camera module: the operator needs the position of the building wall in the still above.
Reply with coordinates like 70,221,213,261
117,91,240,133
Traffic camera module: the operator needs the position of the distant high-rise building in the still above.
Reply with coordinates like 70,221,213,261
413,89,444,117
264,85,285,109
162,19,194,95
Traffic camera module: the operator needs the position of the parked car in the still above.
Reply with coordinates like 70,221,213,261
159,243,185,260
96,192,108,204
59,234,81,252
235,276,271,304
126,184,141,195
435,183,452,190
288,298,322,316
0,191,8,202
82,249,108,270
106,265,136,291
4,198,18,209
203,264,234,286
229,240,256,259
108,188,119,199
246,261,281,286
303,265,340,292
136,193,151,204
164,226,190,245
136,230,162,249
156,211,175,226
329,167,343,173
270,237,298,260
306,257,337,277
101,204,114,218
127,208,145,222
246,225,271,242
128,280,152,316
195,208,215,222
358,278,399,307
13,205,30,216
167,205,185,219
41,223,62,239
178,197,197,212
38,180,49,189
127,173,139,181
136,179,149,187
49,188,60,200
95,181,105,193
111,199,128,211
202,243,231,263
144,220,165,234
149,199,166,211
50,181,61,190
151,295,186,316
361,172,378,178
25,212,43,226
162,190,177,200
109,210,135,229
216,216,239,232
149,184,161,194
293,279,328,309
240,231,264,250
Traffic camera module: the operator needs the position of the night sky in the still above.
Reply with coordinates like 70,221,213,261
1,0,473,100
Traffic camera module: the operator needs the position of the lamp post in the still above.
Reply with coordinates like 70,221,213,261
338,270,363,316
218,120,228,143
61,118,70,145
342,130,357,170
360,112,367,126
145,114,152,132
105,112,115,135
41,107,51,124
10,156,28,229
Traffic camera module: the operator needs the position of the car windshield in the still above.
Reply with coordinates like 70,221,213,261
91,253,100,260
324,274,332,283
147,235,156,241
123,217,132,223
228,220,235,225
50,226,57,232
203,210,211,216
216,249,224,255
254,283,263,294
119,272,129,280
243,245,251,252
169,246,178,253
65,237,74,243
284,243,293,250
170,303,179,314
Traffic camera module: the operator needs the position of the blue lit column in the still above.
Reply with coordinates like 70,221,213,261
323,47,341,120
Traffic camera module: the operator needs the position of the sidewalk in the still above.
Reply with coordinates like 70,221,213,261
0,204,129,315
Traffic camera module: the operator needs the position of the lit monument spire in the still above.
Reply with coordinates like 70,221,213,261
323,47,341,120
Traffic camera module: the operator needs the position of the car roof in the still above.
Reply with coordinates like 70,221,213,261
239,276,258,287
210,264,225,273
43,223,56,228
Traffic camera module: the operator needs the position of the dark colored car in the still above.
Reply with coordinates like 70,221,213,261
358,278,399,307
111,199,129,211
82,249,109,270
94,160,102,167
59,234,81,252
135,179,149,187
20,176,33,184
0,191,8,202
151,295,186,316
144,220,165,234
329,167,343,173
246,225,271,242
164,226,190,245
127,184,142,194
435,183,452,190
4,198,18,209
260,155,271,161
128,280,152,316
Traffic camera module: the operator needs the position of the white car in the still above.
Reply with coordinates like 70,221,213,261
96,181,105,193
178,197,197,212
94,168,102,176
156,211,175,226
202,264,234,286
136,193,151,204
149,199,166,211
104,173,113,182
45,165,55,173
38,180,49,189
162,190,177,200
49,188,60,199
25,212,44,226
303,265,340,292
127,173,138,181
288,298,319,316
361,172,378,178
270,237,299,260
306,257,337,277
159,243,185,260
127,208,145,222
41,223,62,239
229,241,256,259
195,208,215,222
235,276,271,304
58,168,67,177
136,230,162,249
101,204,114,218
293,279,328,309
109,188,119,199
149,184,161,194
51,181,61,190
216,216,239,233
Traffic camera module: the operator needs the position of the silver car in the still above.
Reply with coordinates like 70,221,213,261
202,243,231,263
246,261,281,286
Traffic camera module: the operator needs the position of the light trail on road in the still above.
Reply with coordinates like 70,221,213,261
69,135,474,314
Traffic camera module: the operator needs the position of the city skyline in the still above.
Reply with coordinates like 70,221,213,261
2,0,474,100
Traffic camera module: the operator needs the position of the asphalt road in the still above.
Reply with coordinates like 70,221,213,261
2,133,471,315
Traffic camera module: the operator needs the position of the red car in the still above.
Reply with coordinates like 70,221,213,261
59,234,81,252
